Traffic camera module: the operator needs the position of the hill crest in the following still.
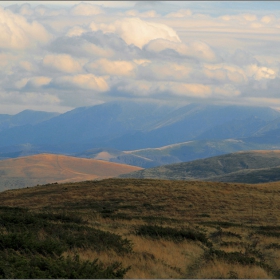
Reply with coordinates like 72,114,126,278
0,153,142,191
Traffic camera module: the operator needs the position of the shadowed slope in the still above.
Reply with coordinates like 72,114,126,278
120,150,280,183
0,153,142,191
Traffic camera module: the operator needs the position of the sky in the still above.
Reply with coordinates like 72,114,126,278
0,1,280,114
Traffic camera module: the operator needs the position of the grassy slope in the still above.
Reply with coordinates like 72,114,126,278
0,153,142,191
121,150,280,183
1,178,280,278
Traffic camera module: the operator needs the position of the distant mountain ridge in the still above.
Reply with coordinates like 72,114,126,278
1,102,280,165
0,110,59,132
119,150,280,184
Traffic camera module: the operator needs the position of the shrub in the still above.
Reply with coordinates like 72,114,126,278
135,225,211,246
0,250,129,279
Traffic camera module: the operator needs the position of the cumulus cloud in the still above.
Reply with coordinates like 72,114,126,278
0,90,60,114
166,9,192,18
19,61,36,72
91,17,181,48
81,41,114,58
145,39,217,62
203,64,248,84
66,26,87,37
246,65,277,80
15,76,51,89
137,61,192,81
86,59,135,76
261,15,276,24
125,9,160,18
0,6,51,49
116,80,213,98
0,2,280,112
171,83,212,98
214,84,241,97
70,3,103,16
42,54,83,73
53,74,109,92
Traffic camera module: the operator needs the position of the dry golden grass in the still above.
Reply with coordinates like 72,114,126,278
195,260,272,279
2,178,280,278
0,154,142,191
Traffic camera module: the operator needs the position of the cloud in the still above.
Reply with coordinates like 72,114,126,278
0,2,280,112
137,61,192,81
171,83,212,97
145,39,218,62
86,59,135,76
220,13,258,22
81,41,114,58
246,64,277,80
92,17,181,48
70,3,103,16
166,9,192,18
261,15,276,24
66,26,87,37
53,74,109,92
214,84,241,97
18,3,33,16
0,6,51,49
203,64,248,84
42,54,83,73
0,53,19,69
116,79,212,98
230,49,258,66
0,90,60,109
15,76,51,89
125,9,160,18
19,61,36,72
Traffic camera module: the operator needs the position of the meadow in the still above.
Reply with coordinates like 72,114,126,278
0,178,280,278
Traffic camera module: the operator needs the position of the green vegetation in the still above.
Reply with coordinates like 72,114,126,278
0,178,280,278
121,151,280,184
0,206,130,278
135,225,210,245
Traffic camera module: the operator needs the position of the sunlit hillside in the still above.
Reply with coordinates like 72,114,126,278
1,178,280,278
0,154,142,191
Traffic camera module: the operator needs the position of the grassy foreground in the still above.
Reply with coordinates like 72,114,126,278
1,178,280,278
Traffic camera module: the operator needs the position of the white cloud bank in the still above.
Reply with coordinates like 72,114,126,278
0,6,51,49
0,1,279,113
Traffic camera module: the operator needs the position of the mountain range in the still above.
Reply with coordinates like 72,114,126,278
2,101,280,168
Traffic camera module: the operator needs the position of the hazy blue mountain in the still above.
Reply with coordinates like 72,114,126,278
75,139,280,168
98,104,280,150
0,110,59,132
253,117,280,136
245,128,280,145
0,101,173,151
0,102,280,155
195,116,267,140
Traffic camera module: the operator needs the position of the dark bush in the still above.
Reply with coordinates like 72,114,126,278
0,250,129,279
135,225,210,246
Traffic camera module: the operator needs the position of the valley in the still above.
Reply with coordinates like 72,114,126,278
1,102,280,278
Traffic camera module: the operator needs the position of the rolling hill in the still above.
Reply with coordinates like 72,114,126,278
0,153,142,191
120,150,280,183
76,140,280,168
1,178,280,278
